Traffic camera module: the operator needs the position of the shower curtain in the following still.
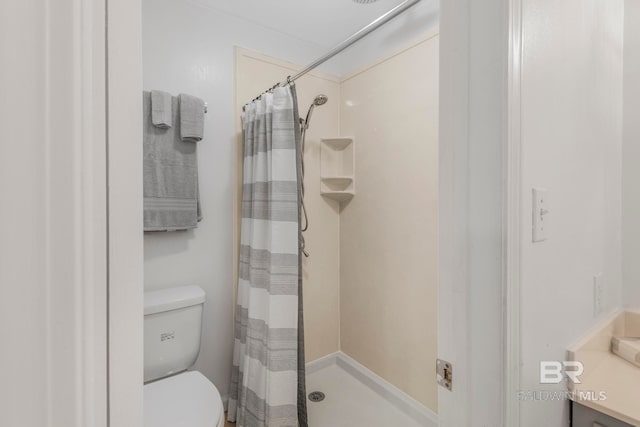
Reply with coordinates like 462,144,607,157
228,86,307,427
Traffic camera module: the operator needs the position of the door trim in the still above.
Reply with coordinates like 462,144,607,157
505,0,523,424
437,0,471,424
106,0,144,425
438,0,515,425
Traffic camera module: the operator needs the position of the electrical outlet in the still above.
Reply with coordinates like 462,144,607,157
532,188,549,243
593,274,604,317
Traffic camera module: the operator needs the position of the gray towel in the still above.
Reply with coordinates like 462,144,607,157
151,90,173,129
179,93,205,143
143,91,202,231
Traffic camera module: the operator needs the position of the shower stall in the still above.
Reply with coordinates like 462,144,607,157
230,1,439,424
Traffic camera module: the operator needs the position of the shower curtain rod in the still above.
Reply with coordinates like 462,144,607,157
246,0,422,105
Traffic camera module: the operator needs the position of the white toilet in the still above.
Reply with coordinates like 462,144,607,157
143,285,225,427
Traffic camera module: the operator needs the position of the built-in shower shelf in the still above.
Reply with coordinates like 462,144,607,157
321,137,353,151
321,176,353,190
320,138,355,204
320,191,354,202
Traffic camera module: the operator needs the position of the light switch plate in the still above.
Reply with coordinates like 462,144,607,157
532,188,549,242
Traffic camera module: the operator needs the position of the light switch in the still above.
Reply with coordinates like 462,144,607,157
532,188,549,242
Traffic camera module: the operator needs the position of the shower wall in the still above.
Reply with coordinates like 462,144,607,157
339,33,440,412
234,49,343,362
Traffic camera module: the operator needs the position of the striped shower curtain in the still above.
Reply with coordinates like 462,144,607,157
228,86,306,427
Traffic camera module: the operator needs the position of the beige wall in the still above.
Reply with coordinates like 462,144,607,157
339,34,439,411
234,49,342,361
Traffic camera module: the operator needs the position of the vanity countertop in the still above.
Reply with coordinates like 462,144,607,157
568,310,640,426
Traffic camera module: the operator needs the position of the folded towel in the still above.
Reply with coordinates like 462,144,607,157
143,91,202,231
151,90,173,129
611,337,640,368
179,93,205,143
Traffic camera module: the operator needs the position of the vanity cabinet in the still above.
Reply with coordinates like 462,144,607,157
572,402,634,427
568,311,640,427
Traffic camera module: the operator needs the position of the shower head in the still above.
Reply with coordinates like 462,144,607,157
303,95,329,130
313,94,329,106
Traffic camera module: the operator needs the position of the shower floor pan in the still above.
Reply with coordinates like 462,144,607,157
306,354,433,427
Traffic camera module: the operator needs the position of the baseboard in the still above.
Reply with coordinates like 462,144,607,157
306,352,439,427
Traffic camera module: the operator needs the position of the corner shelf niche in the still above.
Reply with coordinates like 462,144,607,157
320,137,355,203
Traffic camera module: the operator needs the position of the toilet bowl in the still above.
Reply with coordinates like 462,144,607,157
144,371,224,427
143,286,225,427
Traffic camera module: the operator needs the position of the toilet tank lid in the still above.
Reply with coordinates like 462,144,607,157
144,285,206,315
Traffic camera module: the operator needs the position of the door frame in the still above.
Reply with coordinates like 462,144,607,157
105,0,145,426
437,0,473,424
505,0,523,424
99,0,526,425
437,0,522,425
38,0,110,424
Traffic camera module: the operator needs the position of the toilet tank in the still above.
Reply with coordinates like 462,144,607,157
144,285,206,383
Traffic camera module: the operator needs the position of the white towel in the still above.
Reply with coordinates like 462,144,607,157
179,93,205,143
151,90,173,129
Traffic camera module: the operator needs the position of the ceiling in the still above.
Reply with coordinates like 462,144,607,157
189,0,439,49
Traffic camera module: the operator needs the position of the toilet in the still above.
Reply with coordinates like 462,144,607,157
143,285,225,427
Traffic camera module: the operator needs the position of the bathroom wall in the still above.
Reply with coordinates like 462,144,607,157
339,32,440,411
519,1,624,426
234,48,343,362
623,0,640,309
142,0,332,401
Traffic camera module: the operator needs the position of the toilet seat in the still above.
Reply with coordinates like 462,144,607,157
144,370,224,427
